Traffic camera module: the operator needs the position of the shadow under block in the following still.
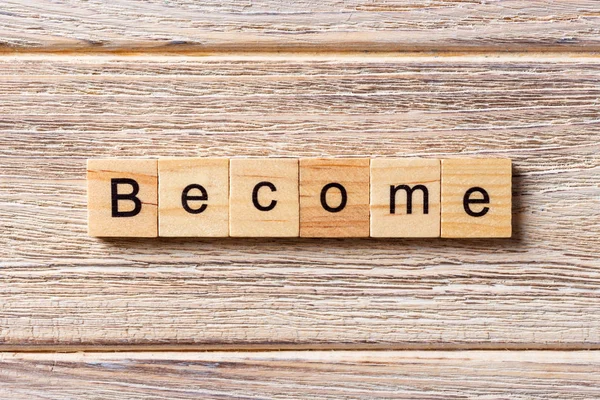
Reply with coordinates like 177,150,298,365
158,158,229,237
300,158,370,237
441,159,512,238
229,158,299,237
370,158,440,238
87,159,158,237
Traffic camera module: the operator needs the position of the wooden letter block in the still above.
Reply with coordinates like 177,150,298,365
229,158,299,237
300,158,370,237
441,158,512,238
87,159,158,237
158,158,229,237
370,158,440,238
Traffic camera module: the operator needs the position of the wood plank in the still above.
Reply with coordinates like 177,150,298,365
1,351,600,399
1,1,600,52
0,55,599,348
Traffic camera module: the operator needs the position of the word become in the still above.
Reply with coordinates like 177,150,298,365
87,158,512,238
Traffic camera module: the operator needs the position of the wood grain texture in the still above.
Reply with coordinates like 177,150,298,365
0,55,599,348
300,158,370,238
2,1,600,52
1,351,600,399
159,158,229,237
230,158,299,237
370,158,440,238
87,158,158,237
441,158,512,238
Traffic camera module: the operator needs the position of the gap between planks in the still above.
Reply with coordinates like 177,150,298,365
6,343,600,353
0,52,600,62
3,46,600,55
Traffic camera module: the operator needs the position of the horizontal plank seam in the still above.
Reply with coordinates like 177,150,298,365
0,52,600,65
0,53,599,63
3,350,600,356
3,47,600,56
4,343,600,353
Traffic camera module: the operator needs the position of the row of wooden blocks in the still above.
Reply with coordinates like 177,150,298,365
87,158,512,238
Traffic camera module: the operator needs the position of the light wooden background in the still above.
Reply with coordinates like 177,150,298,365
0,1,599,398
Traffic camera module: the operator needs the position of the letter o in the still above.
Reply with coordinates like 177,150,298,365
320,182,347,213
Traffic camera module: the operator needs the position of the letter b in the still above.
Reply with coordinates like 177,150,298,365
111,178,142,217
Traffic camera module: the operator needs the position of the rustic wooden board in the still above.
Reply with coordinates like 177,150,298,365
0,55,599,348
1,351,600,399
1,1,600,52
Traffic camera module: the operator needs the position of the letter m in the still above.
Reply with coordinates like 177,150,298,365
389,184,429,215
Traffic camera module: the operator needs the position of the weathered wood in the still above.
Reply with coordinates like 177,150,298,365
0,55,599,348
1,1,600,52
1,351,600,399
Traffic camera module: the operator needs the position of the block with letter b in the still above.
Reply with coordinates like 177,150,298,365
441,158,512,238
87,159,158,237
370,158,440,237
158,158,229,237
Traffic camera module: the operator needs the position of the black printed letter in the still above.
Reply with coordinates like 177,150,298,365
320,183,347,213
111,178,142,217
463,187,490,217
390,184,429,215
252,181,277,211
181,184,208,214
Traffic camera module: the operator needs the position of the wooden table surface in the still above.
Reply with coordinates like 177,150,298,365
1,1,599,398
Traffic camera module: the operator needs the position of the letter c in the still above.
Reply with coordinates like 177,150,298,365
252,181,277,211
